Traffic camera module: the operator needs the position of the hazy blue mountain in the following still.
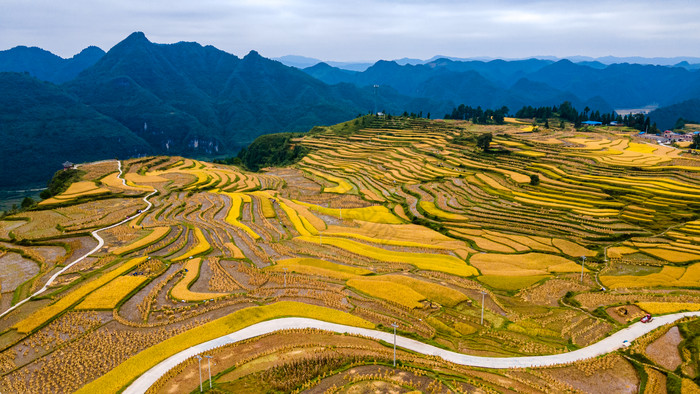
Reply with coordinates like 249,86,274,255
0,72,149,187
0,45,105,83
515,60,696,108
304,57,614,113
274,55,372,71
303,62,358,85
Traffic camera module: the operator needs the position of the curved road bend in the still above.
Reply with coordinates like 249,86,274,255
0,161,157,320
125,311,700,394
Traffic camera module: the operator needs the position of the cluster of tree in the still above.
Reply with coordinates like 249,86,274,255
39,168,83,199
514,101,659,131
691,133,700,150
219,133,309,172
401,111,430,119
444,105,509,125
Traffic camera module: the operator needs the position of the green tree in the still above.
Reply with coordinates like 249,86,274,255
476,133,492,151
530,174,540,186
691,133,700,149
21,197,35,209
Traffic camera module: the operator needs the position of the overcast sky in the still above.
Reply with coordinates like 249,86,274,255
2,0,699,61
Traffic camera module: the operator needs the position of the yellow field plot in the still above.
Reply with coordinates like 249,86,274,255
76,301,373,394
278,197,326,231
504,117,529,124
515,150,546,157
125,172,169,184
419,201,469,221
601,265,692,289
511,195,590,210
250,191,276,218
295,201,404,224
637,302,700,314
302,168,353,193
494,234,559,253
494,169,531,183
325,221,468,253
572,207,621,217
183,170,213,190
641,248,700,263
221,192,260,240
470,253,585,276
393,205,410,221
297,235,478,277
358,275,468,307
360,188,384,202
452,232,516,253
173,228,211,261
13,257,148,333
75,275,147,310
626,142,656,154
111,227,170,255
39,182,110,205
607,246,638,258
474,173,509,191
347,278,424,308
478,275,549,291
482,233,530,252
276,199,317,236
61,181,107,196
267,258,371,280
101,172,150,191
171,258,228,301
551,239,597,257
521,126,534,132
223,242,246,259
493,139,526,147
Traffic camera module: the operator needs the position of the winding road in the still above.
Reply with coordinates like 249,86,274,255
0,161,157,320
125,311,700,394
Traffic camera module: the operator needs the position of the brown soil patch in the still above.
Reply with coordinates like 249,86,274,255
606,304,646,324
0,252,39,291
646,326,683,370
544,354,639,394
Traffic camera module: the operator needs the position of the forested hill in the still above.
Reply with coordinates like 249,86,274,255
2,31,700,188
0,45,104,83
0,32,446,187
0,72,149,188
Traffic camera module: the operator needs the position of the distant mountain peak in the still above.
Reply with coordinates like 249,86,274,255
125,31,149,42
244,50,262,59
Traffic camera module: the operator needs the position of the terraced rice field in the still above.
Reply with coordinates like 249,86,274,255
2,116,700,393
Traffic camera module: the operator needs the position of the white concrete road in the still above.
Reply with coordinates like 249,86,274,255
0,161,156,320
124,311,700,394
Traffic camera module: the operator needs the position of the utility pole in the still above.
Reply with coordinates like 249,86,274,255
196,355,203,392
204,355,213,389
480,291,487,325
580,256,587,283
391,322,398,367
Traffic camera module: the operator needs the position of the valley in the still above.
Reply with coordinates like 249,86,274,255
1,115,699,393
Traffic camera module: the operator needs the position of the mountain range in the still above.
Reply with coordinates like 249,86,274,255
2,32,700,189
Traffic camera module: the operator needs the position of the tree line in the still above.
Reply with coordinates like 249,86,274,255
444,105,509,125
